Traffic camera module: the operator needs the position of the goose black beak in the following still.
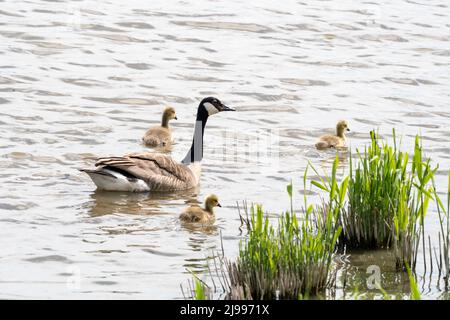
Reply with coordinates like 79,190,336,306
219,104,235,112
217,203,222,207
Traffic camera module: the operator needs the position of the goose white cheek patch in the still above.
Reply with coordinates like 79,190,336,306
204,102,219,116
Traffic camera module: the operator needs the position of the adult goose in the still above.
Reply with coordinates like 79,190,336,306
142,107,177,148
179,194,221,224
315,120,350,150
80,97,234,192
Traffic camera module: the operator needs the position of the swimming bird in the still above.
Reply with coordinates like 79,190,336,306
315,120,350,150
80,97,235,192
179,194,221,224
142,107,177,148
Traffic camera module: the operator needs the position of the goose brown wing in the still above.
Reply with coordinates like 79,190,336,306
95,152,195,191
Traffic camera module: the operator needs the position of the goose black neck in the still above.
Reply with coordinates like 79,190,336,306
182,106,209,164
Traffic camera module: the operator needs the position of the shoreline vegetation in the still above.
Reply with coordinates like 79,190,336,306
181,130,450,300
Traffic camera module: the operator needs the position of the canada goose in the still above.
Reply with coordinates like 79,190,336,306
315,120,350,150
80,97,235,192
142,107,177,148
179,194,221,224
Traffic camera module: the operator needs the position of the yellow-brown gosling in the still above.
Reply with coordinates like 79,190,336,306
315,120,350,150
179,194,221,224
142,107,177,147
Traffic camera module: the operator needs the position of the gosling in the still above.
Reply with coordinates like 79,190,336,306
142,107,177,148
179,194,221,224
315,120,350,150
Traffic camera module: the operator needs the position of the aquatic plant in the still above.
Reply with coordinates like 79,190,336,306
338,131,436,270
225,158,345,299
405,263,421,300
227,206,338,299
181,273,211,300
194,278,207,300
433,171,450,288
182,160,345,299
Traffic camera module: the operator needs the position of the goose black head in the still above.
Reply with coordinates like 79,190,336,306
199,97,235,118
184,97,235,164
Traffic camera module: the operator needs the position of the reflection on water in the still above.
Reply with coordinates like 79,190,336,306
86,188,199,217
0,0,449,299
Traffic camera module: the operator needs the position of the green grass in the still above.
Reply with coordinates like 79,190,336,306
336,130,436,270
433,171,450,288
405,263,421,300
194,278,207,300
225,157,345,299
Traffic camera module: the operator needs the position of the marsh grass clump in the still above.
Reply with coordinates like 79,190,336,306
340,131,436,270
226,158,345,299
181,275,212,300
184,158,346,300
433,171,450,288
227,205,338,299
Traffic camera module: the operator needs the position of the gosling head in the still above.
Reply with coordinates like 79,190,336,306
204,194,221,214
336,120,350,137
198,97,235,118
162,107,177,127
164,107,177,120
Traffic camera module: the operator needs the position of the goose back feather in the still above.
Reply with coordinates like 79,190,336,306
90,152,198,191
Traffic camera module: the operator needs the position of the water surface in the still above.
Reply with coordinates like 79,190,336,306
0,0,449,299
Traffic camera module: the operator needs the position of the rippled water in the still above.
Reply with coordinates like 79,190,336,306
1,0,449,299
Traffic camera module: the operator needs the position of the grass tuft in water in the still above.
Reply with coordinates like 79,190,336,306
194,278,207,300
405,263,421,300
225,157,344,299
338,130,436,270
433,171,450,288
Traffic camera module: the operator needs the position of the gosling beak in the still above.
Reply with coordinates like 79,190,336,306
219,103,235,112
174,116,178,120
347,128,351,132
217,203,222,207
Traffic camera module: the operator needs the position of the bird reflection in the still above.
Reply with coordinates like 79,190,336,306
318,148,350,169
84,187,199,217
180,222,219,235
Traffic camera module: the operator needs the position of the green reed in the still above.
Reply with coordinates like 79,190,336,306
186,158,345,300
339,130,436,270
225,157,344,299
406,263,422,300
433,171,450,288
194,278,207,300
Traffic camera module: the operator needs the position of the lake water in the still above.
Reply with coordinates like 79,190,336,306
0,0,449,299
